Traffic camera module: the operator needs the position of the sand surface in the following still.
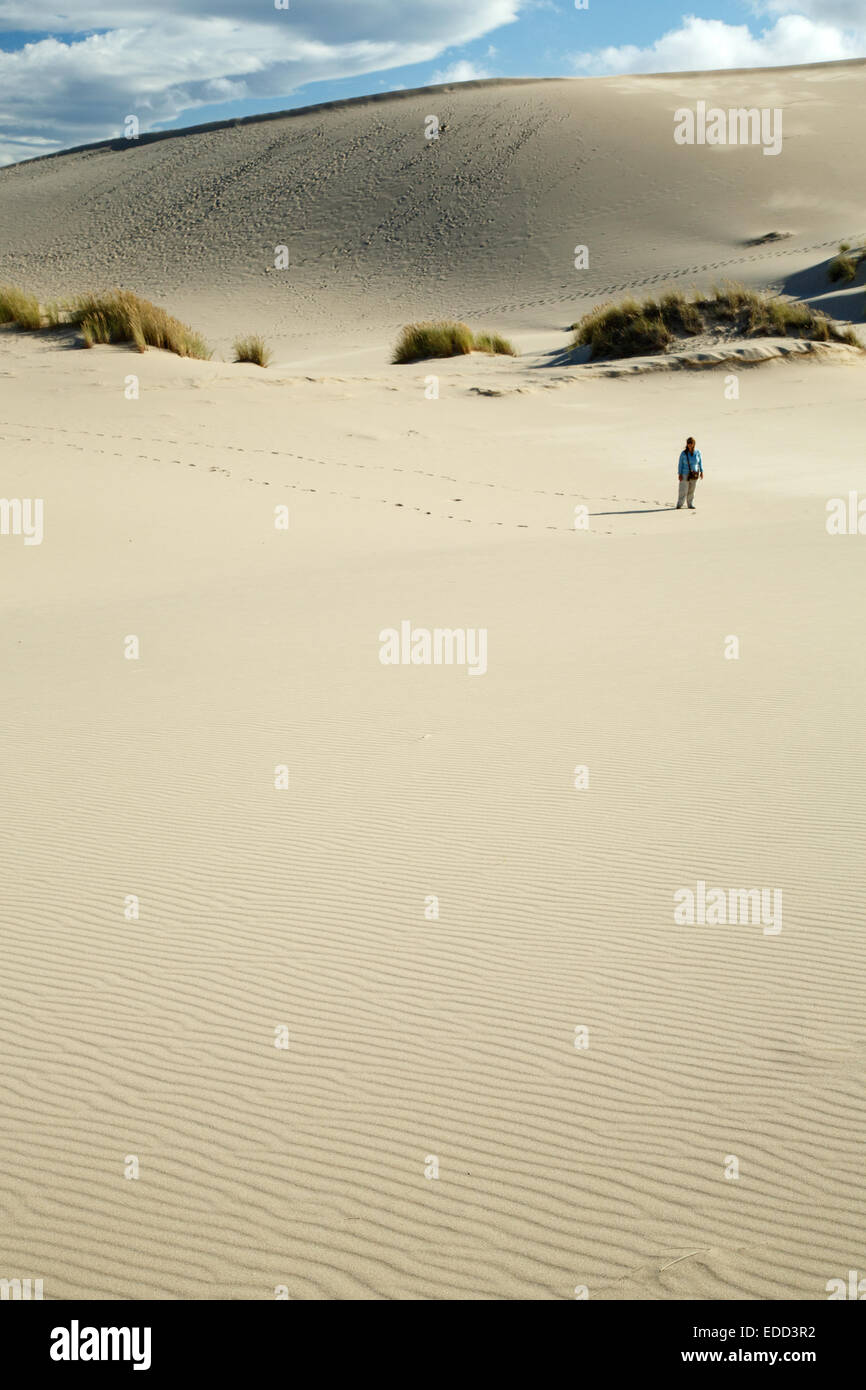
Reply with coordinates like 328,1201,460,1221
1,64,865,1300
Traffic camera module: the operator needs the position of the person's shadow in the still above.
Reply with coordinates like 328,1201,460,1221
590,506,676,515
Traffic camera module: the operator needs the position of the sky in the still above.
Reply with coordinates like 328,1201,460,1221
0,0,864,165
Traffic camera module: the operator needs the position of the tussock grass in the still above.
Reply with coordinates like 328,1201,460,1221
574,298,673,358
42,300,67,328
0,283,291,362
828,254,857,283
574,281,859,359
393,320,474,363
0,285,43,330
392,320,517,363
658,290,704,335
828,241,864,283
233,334,272,367
472,330,518,357
1,284,211,357
67,290,211,359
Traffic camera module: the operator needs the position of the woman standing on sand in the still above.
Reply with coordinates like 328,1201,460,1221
676,436,703,510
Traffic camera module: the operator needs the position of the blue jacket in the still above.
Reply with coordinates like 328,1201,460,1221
678,448,703,478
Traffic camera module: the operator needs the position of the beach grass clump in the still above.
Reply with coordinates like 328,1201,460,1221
574,297,673,358
827,239,866,283
392,321,517,363
703,281,756,320
573,281,859,359
658,289,704,335
0,282,217,358
472,330,518,357
828,253,858,283
0,285,43,330
693,284,860,346
67,290,211,359
704,286,858,345
42,300,67,328
233,334,272,367
393,320,476,363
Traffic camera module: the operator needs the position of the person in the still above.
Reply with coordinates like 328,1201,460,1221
676,436,703,509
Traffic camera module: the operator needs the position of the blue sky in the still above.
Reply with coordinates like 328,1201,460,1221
0,1,863,164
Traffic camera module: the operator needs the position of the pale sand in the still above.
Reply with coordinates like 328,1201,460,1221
1,64,865,1300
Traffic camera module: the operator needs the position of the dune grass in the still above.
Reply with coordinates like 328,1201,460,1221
233,334,272,367
828,254,857,283
393,321,474,363
657,289,704,335
0,284,212,359
67,290,211,359
827,241,865,283
0,286,43,331
472,330,518,357
574,282,859,360
393,320,517,363
42,301,67,328
575,299,673,358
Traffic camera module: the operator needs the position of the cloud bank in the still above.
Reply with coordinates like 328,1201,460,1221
0,1,518,164
571,8,865,76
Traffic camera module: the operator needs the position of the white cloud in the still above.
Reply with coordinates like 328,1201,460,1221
429,60,492,84
571,12,863,76
754,0,865,23
0,1,519,164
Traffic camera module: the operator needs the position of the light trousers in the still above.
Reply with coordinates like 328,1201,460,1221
677,477,697,508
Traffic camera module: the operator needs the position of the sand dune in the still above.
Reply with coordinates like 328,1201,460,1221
2,62,866,357
1,64,865,1301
